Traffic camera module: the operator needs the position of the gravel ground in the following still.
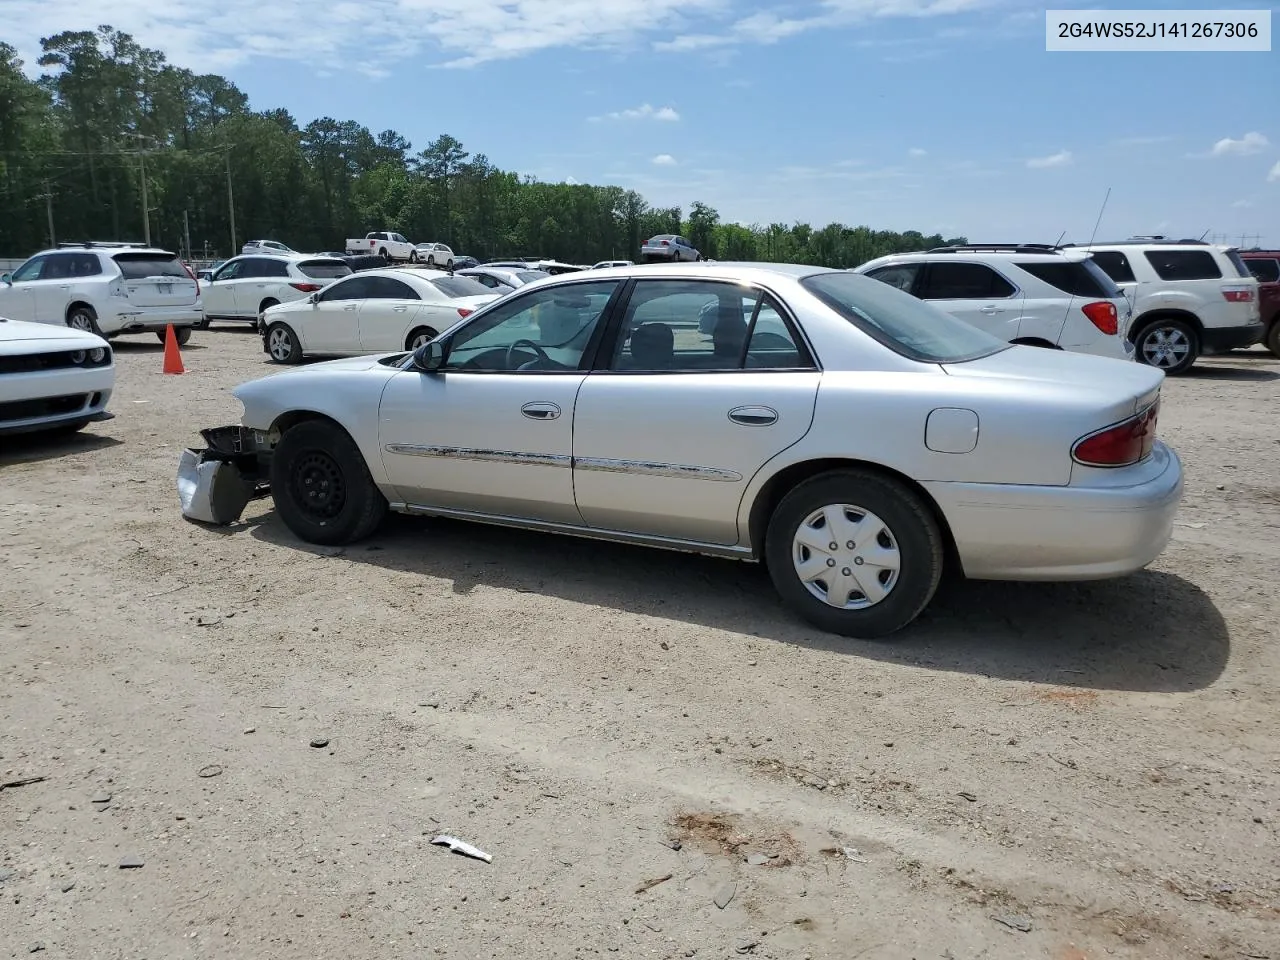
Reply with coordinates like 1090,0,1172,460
2,327,1278,960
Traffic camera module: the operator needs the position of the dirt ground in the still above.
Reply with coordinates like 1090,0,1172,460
2,326,1278,960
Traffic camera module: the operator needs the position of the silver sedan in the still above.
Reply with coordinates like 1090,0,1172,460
201,262,1183,639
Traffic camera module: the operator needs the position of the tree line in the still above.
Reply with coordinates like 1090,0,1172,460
0,26,966,265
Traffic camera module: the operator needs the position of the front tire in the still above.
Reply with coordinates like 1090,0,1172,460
1134,318,1198,375
266,322,304,364
445,259,454,270
409,251,419,264
270,420,387,546
1265,319,1280,359
427,255,436,267
764,469,944,639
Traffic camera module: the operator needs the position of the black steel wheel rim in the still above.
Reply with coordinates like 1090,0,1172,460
291,450,345,520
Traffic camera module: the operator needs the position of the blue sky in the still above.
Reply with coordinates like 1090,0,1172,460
10,0,1279,244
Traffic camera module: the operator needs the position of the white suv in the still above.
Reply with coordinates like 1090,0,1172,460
1059,238,1261,374
0,243,201,344
199,254,352,327
853,245,1133,360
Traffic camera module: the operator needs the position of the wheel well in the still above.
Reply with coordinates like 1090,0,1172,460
259,297,279,313
1009,337,1060,349
746,458,962,574
1128,309,1203,344
404,325,438,350
268,410,345,444
65,300,96,321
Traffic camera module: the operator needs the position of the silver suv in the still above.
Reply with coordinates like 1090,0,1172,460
1059,237,1261,374
0,242,201,344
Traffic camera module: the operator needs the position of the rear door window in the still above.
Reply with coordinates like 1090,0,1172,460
1144,249,1221,281
1245,258,1280,283
1014,260,1115,298
919,262,1016,299
297,259,352,280
113,253,188,279
365,276,420,300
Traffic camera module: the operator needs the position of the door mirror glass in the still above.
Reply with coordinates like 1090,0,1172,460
0,273,10,284
308,292,320,304
413,338,447,372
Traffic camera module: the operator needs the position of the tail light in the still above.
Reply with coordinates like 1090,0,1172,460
1081,301,1118,335
1222,287,1255,302
660,240,670,246
1072,400,1159,467
457,307,473,319
182,262,200,295
290,282,322,292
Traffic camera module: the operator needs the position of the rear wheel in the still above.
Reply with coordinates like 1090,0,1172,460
378,248,390,263
764,469,944,639
66,306,102,336
1134,317,1198,375
155,327,192,346
427,255,436,267
405,326,440,351
409,250,419,264
266,322,304,364
445,259,454,270
1266,318,1280,359
270,420,387,545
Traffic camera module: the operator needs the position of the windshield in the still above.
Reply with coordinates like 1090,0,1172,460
429,276,493,298
112,253,188,279
802,272,1009,363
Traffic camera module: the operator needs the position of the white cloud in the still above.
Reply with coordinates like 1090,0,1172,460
907,147,927,157
1210,131,1270,157
1268,161,1280,182
1231,199,1253,209
1026,149,1072,169
655,0,997,52
564,176,580,185
2,0,728,74
590,103,680,122
651,154,677,166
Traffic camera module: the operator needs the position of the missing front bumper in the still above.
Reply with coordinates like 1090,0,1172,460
177,425,273,525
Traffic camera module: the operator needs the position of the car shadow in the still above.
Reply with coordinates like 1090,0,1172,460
110,340,209,353
0,430,123,465
227,512,1228,693
1185,365,1278,382
200,324,259,334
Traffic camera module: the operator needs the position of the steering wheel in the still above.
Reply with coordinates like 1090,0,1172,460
505,338,551,370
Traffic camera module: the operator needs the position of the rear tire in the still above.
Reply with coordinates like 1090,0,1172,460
764,469,944,639
427,255,436,267
1266,319,1280,359
1133,317,1198,375
156,327,192,346
270,420,387,546
66,306,102,336
266,322,304,364
405,326,440,351
378,248,390,263
409,251,419,264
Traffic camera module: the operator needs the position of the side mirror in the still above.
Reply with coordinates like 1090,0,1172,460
0,273,11,284
308,292,320,304
413,338,446,372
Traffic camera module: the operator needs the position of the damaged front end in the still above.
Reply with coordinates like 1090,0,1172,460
177,425,273,525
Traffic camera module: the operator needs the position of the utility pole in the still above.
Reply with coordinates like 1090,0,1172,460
183,210,192,262
225,145,237,254
139,150,151,246
42,180,55,246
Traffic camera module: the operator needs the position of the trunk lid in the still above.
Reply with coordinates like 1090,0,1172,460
112,253,198,307
945,345,1161,414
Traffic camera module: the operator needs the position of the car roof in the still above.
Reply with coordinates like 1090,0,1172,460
864,250,1086,264
37,245,175,256
536,261,839,283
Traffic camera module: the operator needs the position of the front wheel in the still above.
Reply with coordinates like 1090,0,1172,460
1265,319,1280,359
409,251,419,263
265,322,304,364
270,420,387,545
66,306,102,336
764,469,944,639
1134,318,1198,375
427,255,436,267
445,259,454,270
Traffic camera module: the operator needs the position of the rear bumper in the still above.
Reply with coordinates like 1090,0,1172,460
923,441,1183,581
100,307,202,335
1200,321,1264,354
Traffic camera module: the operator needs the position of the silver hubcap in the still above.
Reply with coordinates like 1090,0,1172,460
268,328,292,361
792,504,901,610
69,314,92,331
411,332,434,349
1141,326,1190,368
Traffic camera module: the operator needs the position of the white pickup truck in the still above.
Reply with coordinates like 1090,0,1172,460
345,232,418,263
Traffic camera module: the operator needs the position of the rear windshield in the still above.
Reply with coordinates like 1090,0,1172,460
112,253,188,280
297,259,352,280
801,271,1009,364
1015,259,1118,298
517,270,550,282
429,276,493,298
1245,258,1280,283
1225,249,1253,279
647,235,673,243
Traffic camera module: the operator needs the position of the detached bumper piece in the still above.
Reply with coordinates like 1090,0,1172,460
177,425,272,525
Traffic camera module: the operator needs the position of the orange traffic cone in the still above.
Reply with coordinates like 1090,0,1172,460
162,323,185,375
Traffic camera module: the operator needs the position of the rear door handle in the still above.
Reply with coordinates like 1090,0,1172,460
521,402,561,420
343,304,358,311
392,305,408,312
728,405,778,426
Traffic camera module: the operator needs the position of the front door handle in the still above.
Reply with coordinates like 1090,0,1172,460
343,304,358,311
728,405,778,426
979,305,1002,315
392,305,408,313
521,402,561,420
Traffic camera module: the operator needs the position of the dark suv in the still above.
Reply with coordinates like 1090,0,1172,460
1239,250,1280,356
